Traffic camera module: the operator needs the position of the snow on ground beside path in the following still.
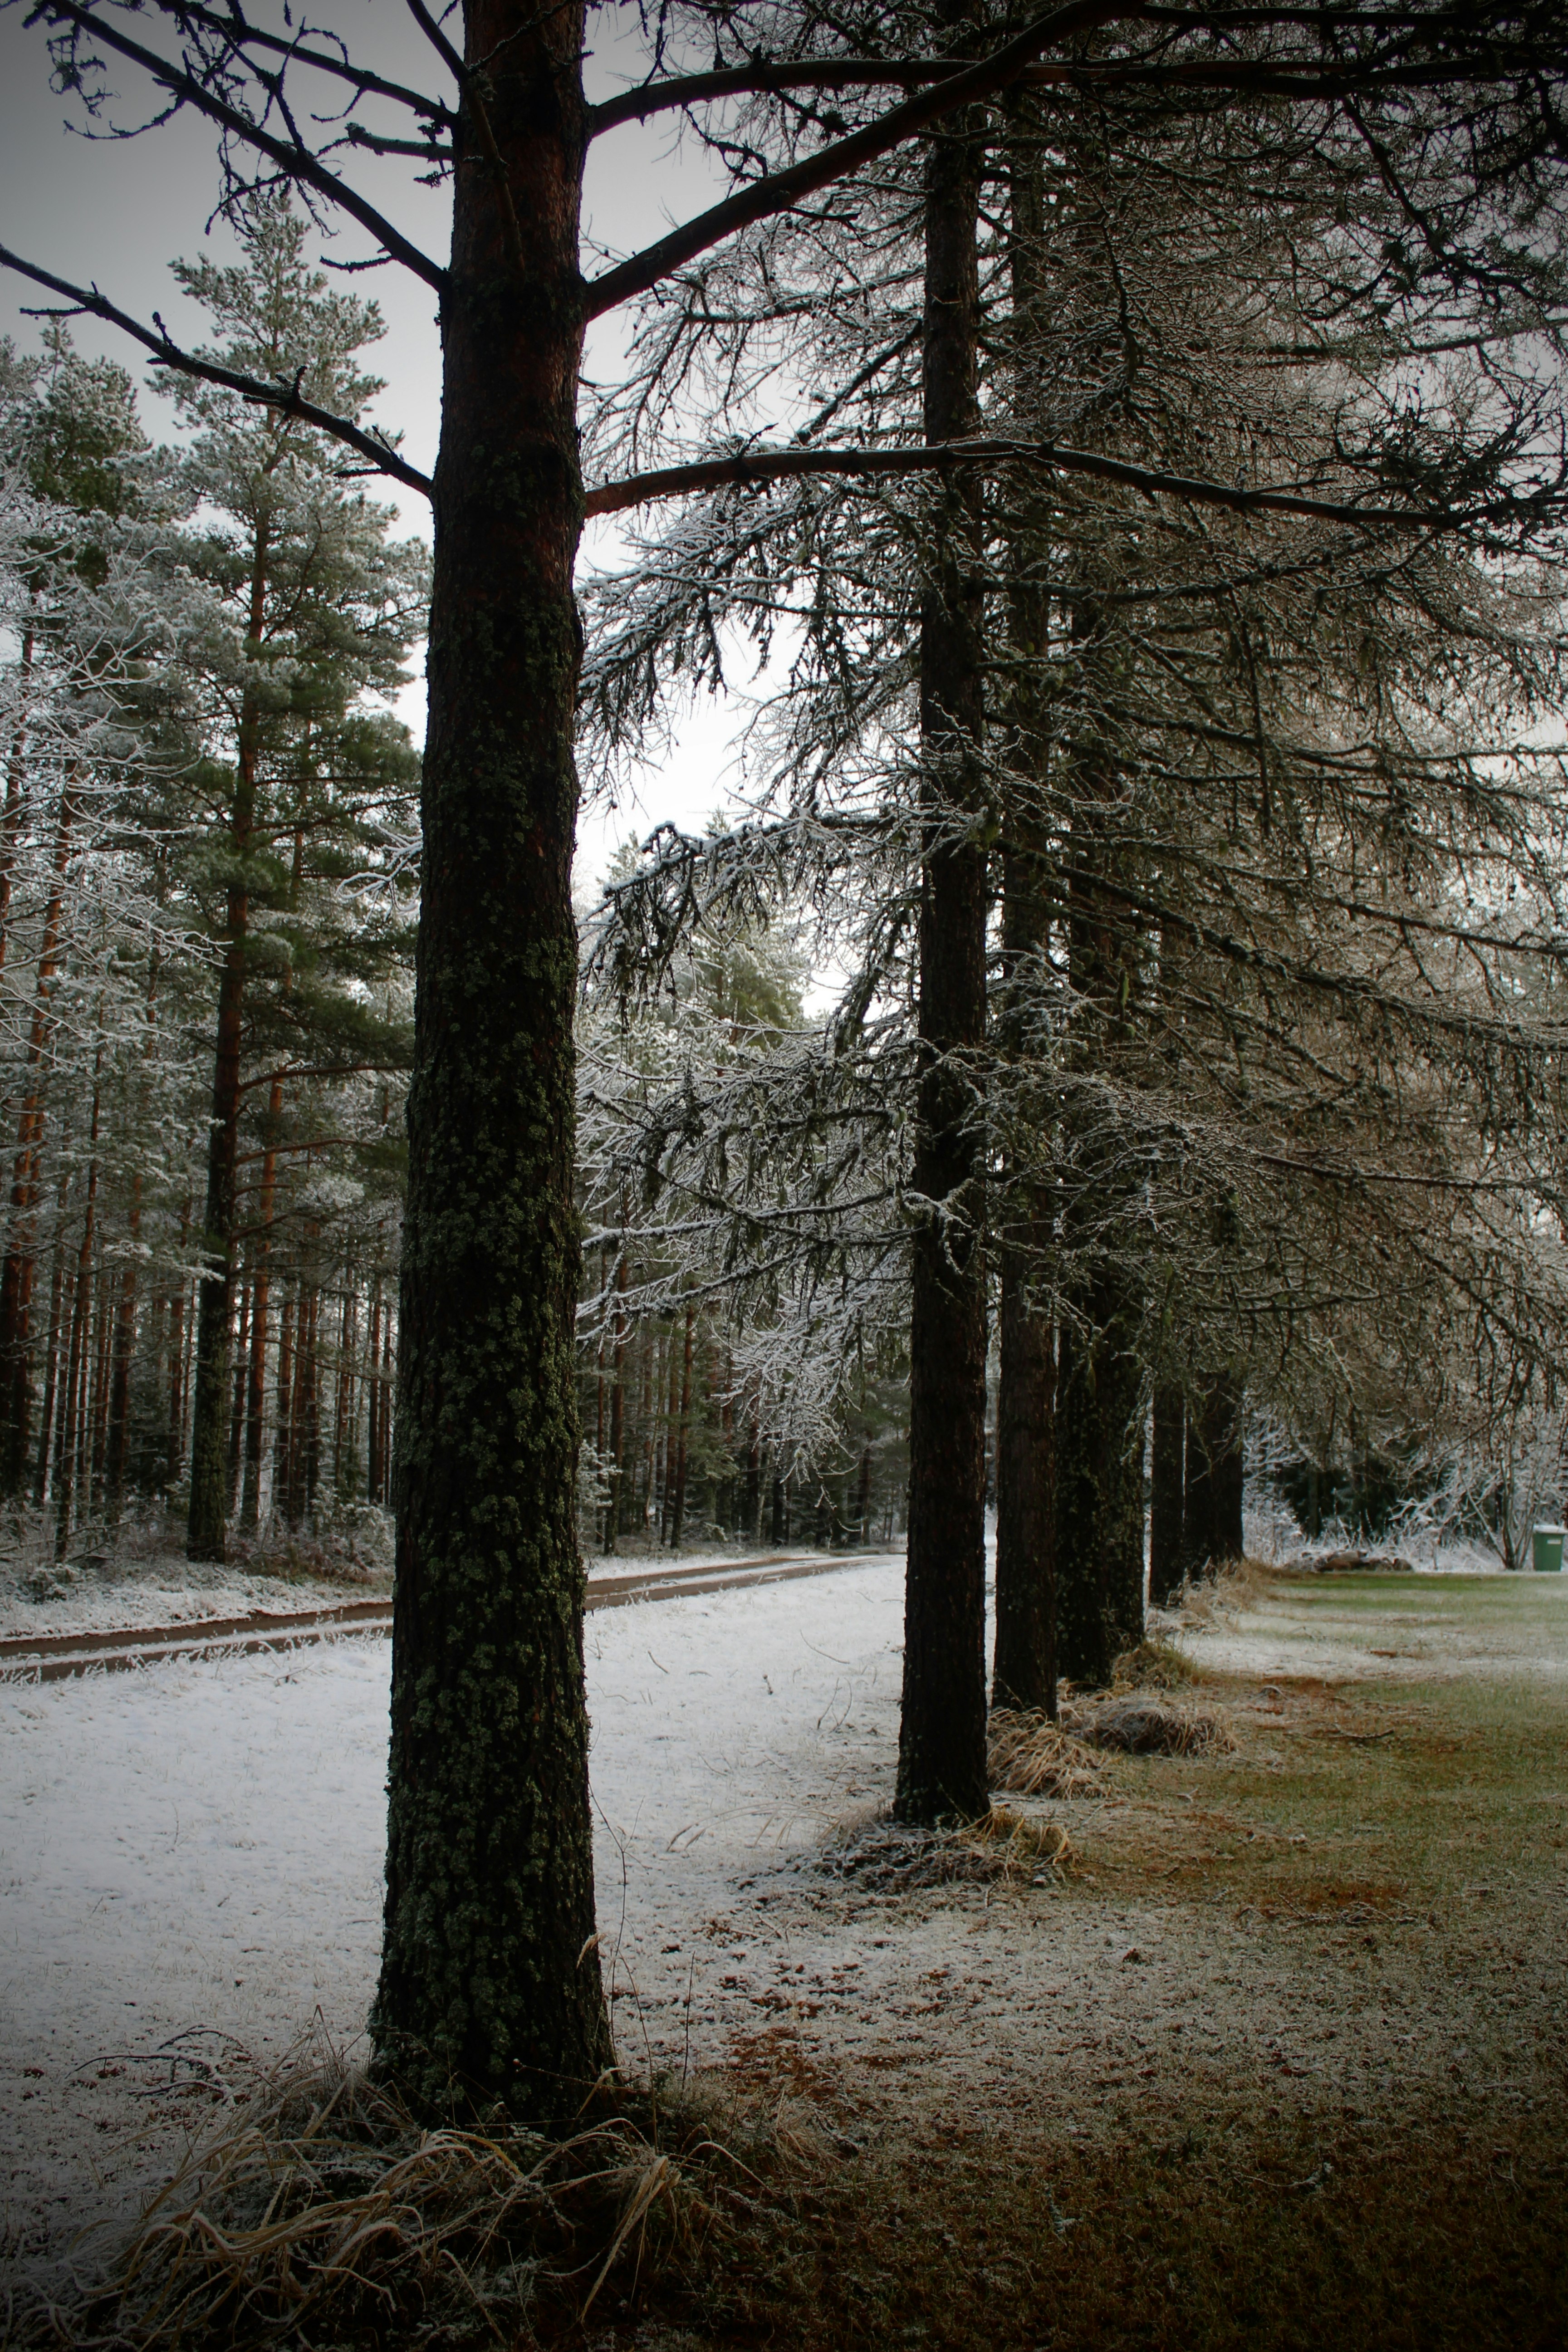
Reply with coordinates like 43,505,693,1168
0,1539,832,1643
12,1551,1562,2294
0,1555,388,1643
0,1554,906,2277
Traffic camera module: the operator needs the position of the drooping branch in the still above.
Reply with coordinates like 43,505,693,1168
0,244,434,500
35,0,449,291
582,433,1549,530
584,0,1147,317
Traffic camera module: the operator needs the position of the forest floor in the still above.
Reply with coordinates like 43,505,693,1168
3,1559,1567,2348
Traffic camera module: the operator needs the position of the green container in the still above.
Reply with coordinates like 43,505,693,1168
1532,1525,1565,1573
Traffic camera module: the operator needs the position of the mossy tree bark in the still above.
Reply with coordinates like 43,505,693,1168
895,29,991,1828
372,0,612,2116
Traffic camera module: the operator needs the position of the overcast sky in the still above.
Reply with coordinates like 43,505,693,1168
0,2,749,892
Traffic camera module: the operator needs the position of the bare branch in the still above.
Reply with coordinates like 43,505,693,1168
160,2,458,128
0,243,434,500
584,0,1147,318
35,0,448,291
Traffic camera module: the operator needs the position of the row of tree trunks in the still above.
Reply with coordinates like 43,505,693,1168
0,787,75,1492
0,1218,396,1536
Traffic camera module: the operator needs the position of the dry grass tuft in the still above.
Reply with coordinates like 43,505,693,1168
1171,1554,1272,1627
955,1804,1074,1877
987,1708,1104,1798
14,2029,774,2350
825,1806,1072,1890
1071,1694,1235,1756
1111,1639,1204,1690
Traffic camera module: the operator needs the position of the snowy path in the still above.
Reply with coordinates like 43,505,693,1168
0,1552,905,2272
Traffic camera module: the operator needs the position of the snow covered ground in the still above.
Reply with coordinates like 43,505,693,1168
0,1553,907,2276
0,1536,824,1643
8,1549,1564,2296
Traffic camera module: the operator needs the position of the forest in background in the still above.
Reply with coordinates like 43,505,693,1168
5,123,1568,1601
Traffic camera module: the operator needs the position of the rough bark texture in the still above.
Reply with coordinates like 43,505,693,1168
372,0,612,2116
1052,590,1147,1684
1149,1384,1186,1606
1054,1300,1145,1686
1214,1384,1246,1561
992,829,1055,1713
1186,1377,1245,1573
896,45,990,1827
994,1238,1055,1710
990,103,1056,1720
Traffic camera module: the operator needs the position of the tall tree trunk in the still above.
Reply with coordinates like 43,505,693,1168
896,29,990,1827
1186,1377,1244,1573
33,1160,69,1507
994,1250,1056,1710
335,1276,358,1498
0,625,34,978
105,1175,141,1518
55,1076,100,1558
1052,598,1147,1682
606,1242,627,1549
377,1291,394,1505
106,925,163,1517
0,788,74,1492
274,1286,295,1523
54,1260,85,1559
89,1266,113,1513
1054,1298,1145,1686
1149,1385,1186,1606
187,521,270,1560
302,1283,322,1522
227,1274,251,1512
240,1080,284,1530
991,99,1056,1719
365,1277,382,1509
669,1294,693,1548
373,0,612,2113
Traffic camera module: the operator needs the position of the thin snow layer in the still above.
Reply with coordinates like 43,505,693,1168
1,1540,808,1642
0,1556,905,2269
0,1554,389,1643
10,1554,1559,2283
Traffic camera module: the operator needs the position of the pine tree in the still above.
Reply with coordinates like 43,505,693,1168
164,195,426,1560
